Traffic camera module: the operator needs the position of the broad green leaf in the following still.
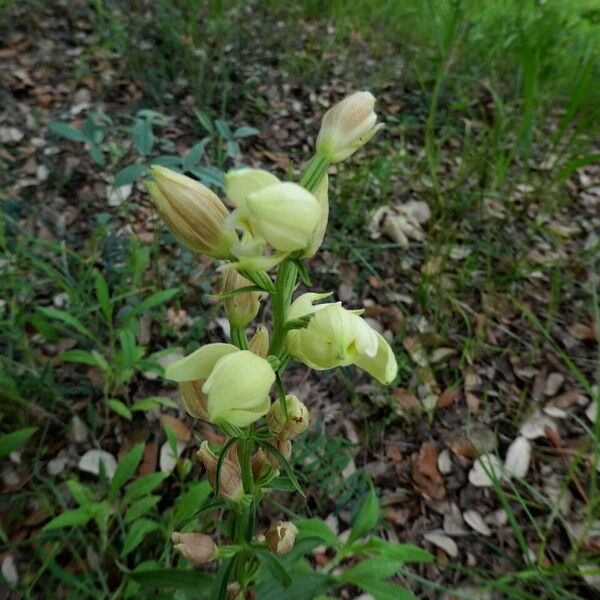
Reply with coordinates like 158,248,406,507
348,578,418,600
257,567,333,600
295,519,340,548
123,472,169,506
256,548,291,588
347,485,379,545
132,118,154,156
354,538,434,563
194,109,214,134
43,507,92,531
226,139,240,157
94,269,112,322
148,155,182,168
188,166,225,190
108,398,132,421
38,307,95,340
131,396,178,412
0,427,37,459
183,138,210,171
48,122,89,143
214,119,231,138
129,567,213,592
121,288,180,324
234,126,259,138
115,164,147,187
121,518,160,556
110,443,145,500
337,557,405,585
209,559,235,600
124,495,160,523
89,146,105,166
172,481,211,526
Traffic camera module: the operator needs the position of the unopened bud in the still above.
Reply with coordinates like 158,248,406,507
197,441,244,503
265,521,298,555
146,166,238,259
178,380,209,419
316,91,383,163
267,394,309,440
171,531,217,565
249,326,269,358
222,270,261,327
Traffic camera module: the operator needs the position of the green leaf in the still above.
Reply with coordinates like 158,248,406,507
38,307,95,340
58,349,107,369
256,548,292,588
194,109,214,134
356,579,418,600
148,155,182,168
226,139,240,157
347,485,379,545
121,288,180,324
121,518,160,556
337,557,405,585
48,121,89,143
110,443,145,500
214,119,231,138
188,166,225,191
233,126,259,138
354,538,434,563
172,481,211,526
43,507,92,531
133,118,154,156
115,164,147,187
260,441,305,497
117,328,137,369
0,427,37,459
124,496,160,523
209,559,236,600
94,269,112,322
183,138,210,171
131,396,178,412
129,567,213,592
123,472,169,506
108,398,132,421
66,479,95,508
89,146,105,166
257,567,333,600
295,519,340,548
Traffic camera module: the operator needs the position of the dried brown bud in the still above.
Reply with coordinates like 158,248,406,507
171,531,217,565
222,270,261,327
249,326,269,358
263,439,292,468
265,521,298,556
197,441,244,503
267,394,309,440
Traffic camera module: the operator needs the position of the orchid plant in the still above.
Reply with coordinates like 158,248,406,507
145,92,419,598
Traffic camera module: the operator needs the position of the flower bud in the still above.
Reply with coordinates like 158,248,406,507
221,270,261,327
267,394,309,440
171,532,217,565
178,380,209,419
198,441,244,503
146,166,238,259
249,326,269,358
265,521,299,556
316,91,383,163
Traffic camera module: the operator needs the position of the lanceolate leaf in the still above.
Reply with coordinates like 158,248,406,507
0,427,37,459
260,440,305,497
347,484,379,544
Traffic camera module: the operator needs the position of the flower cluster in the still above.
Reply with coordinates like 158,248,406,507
146,92,396,568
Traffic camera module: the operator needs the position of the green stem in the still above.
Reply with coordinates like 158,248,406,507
268,259,298,361
230,325,249,350
300,151,330,192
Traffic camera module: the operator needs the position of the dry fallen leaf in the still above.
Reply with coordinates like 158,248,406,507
159,440,186,473
160,414,192,442
463,509,491,537
423,531,458,558
468,453,503,487
519,409,557,440
411,442,446,500
504,436,531,478
78,449,117,479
